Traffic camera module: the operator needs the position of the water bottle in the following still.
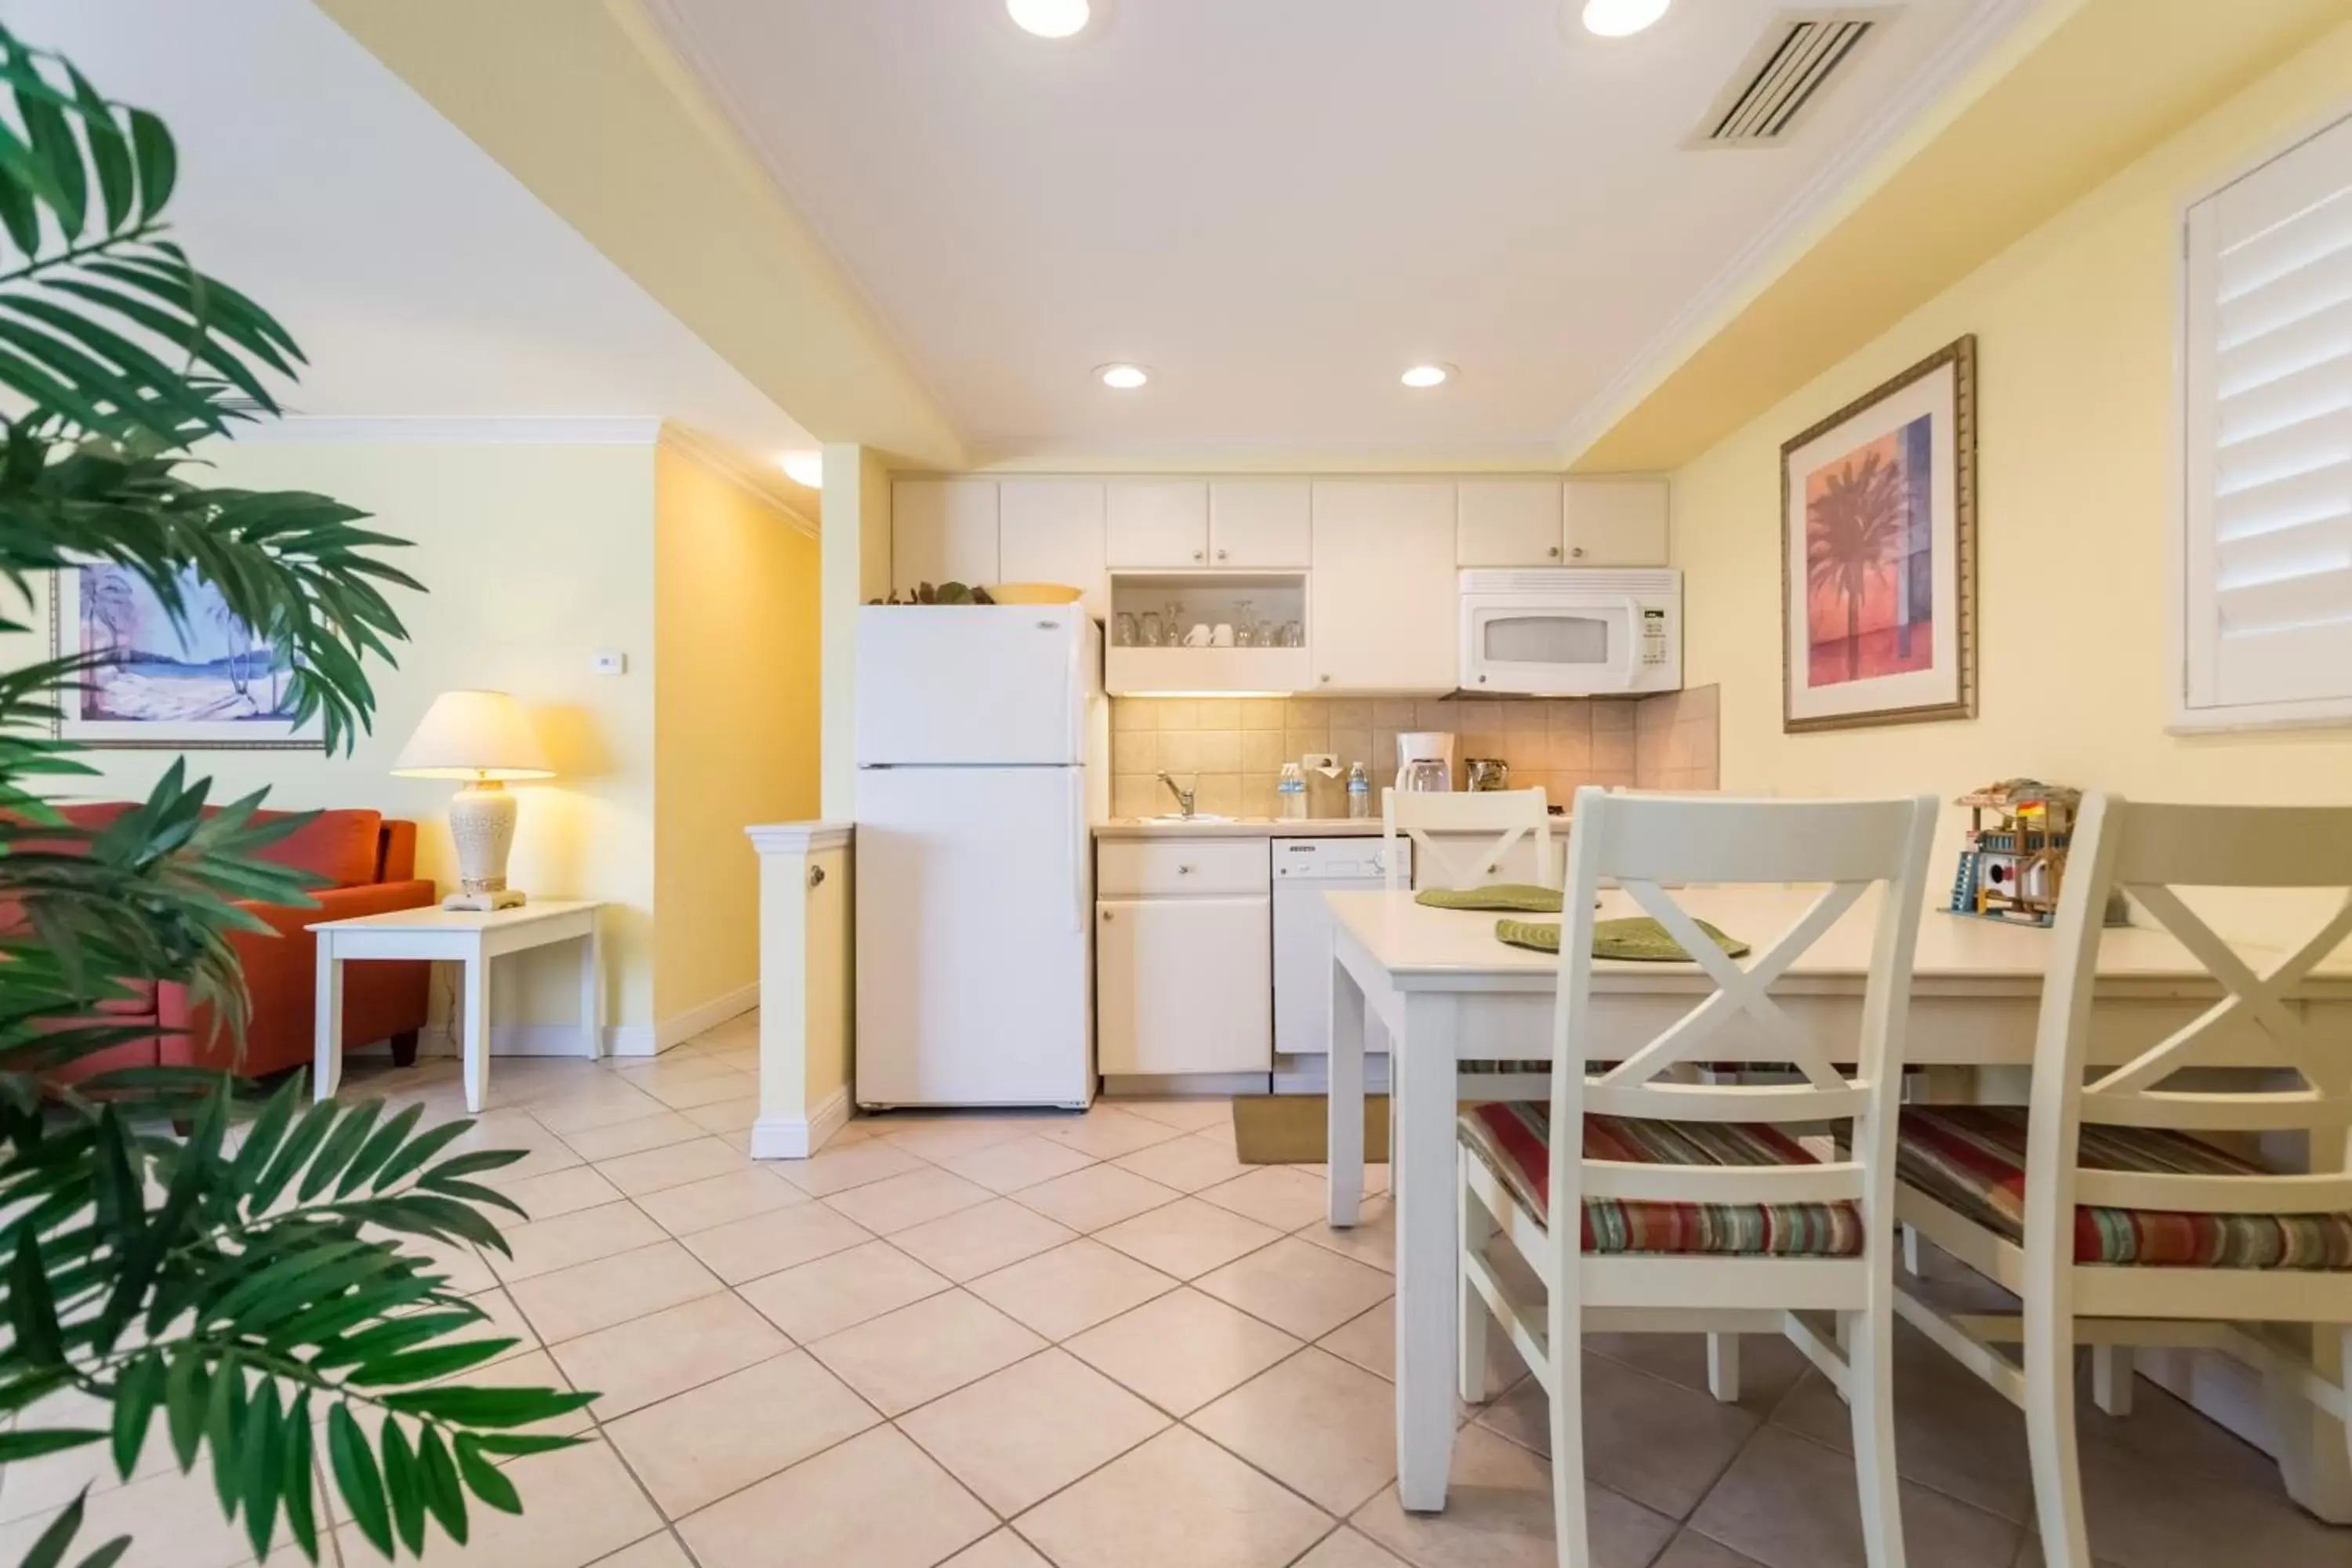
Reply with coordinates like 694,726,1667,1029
1346,760,1370,819
1278,763,1308,821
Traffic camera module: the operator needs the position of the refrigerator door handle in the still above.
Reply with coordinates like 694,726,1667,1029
1069,769,1087,935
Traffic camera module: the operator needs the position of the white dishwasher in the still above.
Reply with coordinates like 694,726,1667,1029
1271,837,1409,1094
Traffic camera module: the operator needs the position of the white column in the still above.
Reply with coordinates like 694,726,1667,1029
821,445,891,821
745,821,855,1160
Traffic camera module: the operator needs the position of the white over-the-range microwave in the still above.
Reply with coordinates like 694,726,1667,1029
1457,568,1683,697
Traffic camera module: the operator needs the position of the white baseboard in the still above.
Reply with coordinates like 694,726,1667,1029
416,1024,635,1058
750,1087,851,1160
641,982,759,1057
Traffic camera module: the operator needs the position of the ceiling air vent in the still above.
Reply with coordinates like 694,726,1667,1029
1692,9,1889,147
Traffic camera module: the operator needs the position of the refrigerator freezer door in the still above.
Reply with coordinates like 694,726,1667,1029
858,605,1087,767
854,764,1093,1107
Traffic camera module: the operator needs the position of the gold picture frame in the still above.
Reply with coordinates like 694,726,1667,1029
1780,334,1977,734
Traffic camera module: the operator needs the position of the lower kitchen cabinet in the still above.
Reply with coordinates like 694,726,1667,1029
1095,895,1270,1075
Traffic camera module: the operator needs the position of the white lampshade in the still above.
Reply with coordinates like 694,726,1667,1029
391,690,552,781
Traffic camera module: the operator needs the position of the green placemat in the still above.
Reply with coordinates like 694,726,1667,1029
1495,914,1752,960
1415,883,1564,913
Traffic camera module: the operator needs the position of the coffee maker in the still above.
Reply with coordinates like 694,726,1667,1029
1395,731,1455,793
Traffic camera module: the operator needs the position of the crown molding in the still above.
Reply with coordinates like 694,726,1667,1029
233,415,668,445
657,423,819,535
1555,0,2053,466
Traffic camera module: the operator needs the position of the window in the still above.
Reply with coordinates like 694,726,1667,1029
2178,107,2352,730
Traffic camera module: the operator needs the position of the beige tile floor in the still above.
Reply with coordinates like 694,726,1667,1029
12,1010,2348,1568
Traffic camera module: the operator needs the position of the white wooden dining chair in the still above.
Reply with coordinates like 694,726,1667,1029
1457,786,1938,1568
1382,786,1556,893
1891,797,2352,1568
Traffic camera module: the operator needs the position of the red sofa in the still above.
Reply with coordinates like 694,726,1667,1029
42,804,437,1082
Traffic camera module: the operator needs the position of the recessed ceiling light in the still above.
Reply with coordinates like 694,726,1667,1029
1581,0,1671,38
1008,0,1091,38
779,452,823,488
1097,363,1149,390
1400,364,1454,389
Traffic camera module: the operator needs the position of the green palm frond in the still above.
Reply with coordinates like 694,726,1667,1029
0,1083,593,1565
0,21,558,1568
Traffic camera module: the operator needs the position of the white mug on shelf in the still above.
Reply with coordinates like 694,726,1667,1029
1183,623,1213,648
1211,622,1236,647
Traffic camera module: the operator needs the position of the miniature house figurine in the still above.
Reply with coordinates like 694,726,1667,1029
1949,778,2080,927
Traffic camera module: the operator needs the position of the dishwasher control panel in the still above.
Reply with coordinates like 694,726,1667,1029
1272,837,1406,882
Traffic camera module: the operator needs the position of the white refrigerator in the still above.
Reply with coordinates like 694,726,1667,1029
854,604,1106,1108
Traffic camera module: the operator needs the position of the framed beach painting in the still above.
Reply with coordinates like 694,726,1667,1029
50,564,320,749
1781,335,1977,733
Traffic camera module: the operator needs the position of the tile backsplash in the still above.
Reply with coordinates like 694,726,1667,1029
1108,685,1719,819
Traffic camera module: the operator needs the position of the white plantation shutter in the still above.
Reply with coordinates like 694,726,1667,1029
2180,110,2352,728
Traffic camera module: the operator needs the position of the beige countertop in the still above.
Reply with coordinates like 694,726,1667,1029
1094,816,1386,839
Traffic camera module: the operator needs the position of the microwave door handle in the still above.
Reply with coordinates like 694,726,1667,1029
1612,596,1645,676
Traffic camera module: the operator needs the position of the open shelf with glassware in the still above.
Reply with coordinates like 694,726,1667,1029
1104,571,1311,695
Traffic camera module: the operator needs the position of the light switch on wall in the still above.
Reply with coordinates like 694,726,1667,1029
590,650,627,676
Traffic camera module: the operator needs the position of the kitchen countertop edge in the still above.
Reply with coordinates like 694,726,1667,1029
1094,817,1386,839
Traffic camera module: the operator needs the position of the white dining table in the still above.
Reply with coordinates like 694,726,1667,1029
1320,884,2352,1518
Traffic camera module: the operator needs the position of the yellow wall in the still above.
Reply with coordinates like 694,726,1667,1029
5,439,662,1032
1672,23,2352,936
653,438,822,1029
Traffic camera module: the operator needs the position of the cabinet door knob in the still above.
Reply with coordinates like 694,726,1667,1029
1101,908,1113,921
1177,864,1194,875
1319,673,1332,684
807,865,826,888
1547,545,1560,558
1215,548,1228,561
1570,546,1586,558
1192,549,1205,561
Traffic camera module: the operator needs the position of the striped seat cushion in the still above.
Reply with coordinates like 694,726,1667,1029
1458,1102,1865,1257
1897,1106,2352,1270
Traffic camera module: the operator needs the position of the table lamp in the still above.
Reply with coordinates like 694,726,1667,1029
392,690,554,912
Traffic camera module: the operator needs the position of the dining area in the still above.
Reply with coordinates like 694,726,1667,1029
1319,783,2352,1568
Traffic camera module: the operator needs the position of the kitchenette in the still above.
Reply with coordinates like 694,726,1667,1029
843,471,1722,1112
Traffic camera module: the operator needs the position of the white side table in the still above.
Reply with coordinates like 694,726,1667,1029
310,900,601,1112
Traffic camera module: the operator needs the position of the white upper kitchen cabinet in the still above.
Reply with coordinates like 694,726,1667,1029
998,478,1109,619
1105,479,1210,568
894,478,1000,595
1457,477,1566,566
1209,478,1312,568
1311,479,1459,693
1563,477,1669,565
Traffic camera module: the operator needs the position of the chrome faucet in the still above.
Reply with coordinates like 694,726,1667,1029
1156,771,1197,818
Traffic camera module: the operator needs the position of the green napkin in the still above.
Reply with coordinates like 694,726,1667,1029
1495,914,1752,960
1414,883,1564,914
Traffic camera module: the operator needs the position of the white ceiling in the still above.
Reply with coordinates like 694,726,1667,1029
0,0,815,485
649,0,2028,464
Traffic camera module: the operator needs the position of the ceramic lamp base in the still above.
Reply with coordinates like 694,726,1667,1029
446,779,526,911
442,888,527,913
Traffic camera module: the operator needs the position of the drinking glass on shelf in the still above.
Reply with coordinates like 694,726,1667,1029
1139,612,1163,647
1234,600,1256,647
1279,620,1304,648
1255,618,1276,648
1114,612,1138,647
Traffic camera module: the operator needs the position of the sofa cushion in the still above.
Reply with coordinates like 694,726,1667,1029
246,808,383,888
1460,1101,1865,1258
1897,1105,2352,1270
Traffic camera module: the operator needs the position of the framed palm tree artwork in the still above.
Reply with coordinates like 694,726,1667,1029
1781,335,1976,733
50,563,323,749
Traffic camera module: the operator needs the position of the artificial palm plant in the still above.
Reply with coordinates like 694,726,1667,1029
0,26,589,1566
